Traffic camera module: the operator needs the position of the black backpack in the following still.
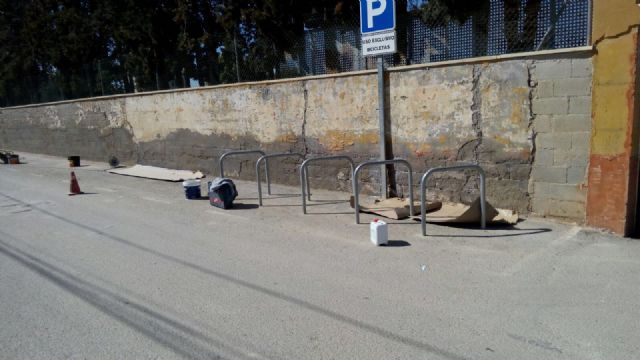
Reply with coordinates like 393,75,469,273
208,178,238,209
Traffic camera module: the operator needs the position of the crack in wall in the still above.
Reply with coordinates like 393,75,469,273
119,107,142,164
526,61,537,212
471,64,484,164
459,64,485,199
592,24,640,48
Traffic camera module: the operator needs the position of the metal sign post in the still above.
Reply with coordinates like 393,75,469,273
377,56,387,198
360,0,396,198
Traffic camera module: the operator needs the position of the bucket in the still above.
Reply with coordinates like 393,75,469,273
182,180,201,199
8,155,19,165
68,156,81,167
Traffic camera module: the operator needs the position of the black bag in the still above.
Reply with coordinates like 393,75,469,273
208,178,238,209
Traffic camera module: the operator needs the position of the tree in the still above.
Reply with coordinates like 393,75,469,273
418,0,490,57
505,0,542,53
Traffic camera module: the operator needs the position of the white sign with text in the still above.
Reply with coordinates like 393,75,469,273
361,30,397,56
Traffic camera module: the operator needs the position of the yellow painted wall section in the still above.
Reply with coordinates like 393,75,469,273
587,0,640,234
592,0,640,41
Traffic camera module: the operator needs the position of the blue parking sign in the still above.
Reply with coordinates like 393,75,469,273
360,0,396,34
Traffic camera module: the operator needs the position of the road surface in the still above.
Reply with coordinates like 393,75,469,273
1,153,639,359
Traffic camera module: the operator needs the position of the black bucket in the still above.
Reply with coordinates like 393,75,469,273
68,156,81,167
182,180,202,200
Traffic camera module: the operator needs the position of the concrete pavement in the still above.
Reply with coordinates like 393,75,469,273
0,153,638,359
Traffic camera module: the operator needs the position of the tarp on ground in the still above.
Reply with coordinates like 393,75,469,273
350,197,442,220
107,165,205,182
416,198,519,225
351,196,519,225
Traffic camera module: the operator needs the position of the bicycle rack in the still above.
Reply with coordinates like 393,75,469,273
219,150,271,195
420,165,486,236
352,159,414,224
256,153,305,206
299,155,356,214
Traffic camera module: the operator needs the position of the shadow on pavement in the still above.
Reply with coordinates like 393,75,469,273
425,225,552,238
0,191,467,360
381,240,411,247
230,203,259,210
0,237,251,360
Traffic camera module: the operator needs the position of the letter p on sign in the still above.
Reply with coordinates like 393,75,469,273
360,0,395,34
366,0,386,28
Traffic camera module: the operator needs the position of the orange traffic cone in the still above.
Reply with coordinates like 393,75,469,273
69,171,84,196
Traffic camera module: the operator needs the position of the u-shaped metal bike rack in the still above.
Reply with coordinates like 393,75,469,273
352,159,414,224
299,155,356,214
256,153,305,206
420,165,487,236
219,150,272,195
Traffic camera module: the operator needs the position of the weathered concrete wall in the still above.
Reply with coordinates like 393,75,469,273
0,99,136,163
0,51,593,217
390,61,535,212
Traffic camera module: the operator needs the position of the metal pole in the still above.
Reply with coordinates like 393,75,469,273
256,159,264,206
300,168,308,214
377,56,388,198
234,30,241,83
353,159,414,224
256,153,305,206
219,150,270,194
420,165,487,236
300,156,356,214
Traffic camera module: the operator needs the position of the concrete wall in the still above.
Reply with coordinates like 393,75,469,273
0,50,593,218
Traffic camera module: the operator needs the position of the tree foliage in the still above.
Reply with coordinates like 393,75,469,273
417,0,543,55
0,0,546,106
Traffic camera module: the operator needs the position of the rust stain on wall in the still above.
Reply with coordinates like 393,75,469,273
510,88,528,124
586,154,629,234
408,143,433,157
494,135,512,146
276,132,299,143
319,130,378,152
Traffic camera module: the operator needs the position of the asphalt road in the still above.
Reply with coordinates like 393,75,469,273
1,153,639,360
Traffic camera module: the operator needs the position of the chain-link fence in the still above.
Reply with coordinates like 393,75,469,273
2,0,591,107
276,0,590,78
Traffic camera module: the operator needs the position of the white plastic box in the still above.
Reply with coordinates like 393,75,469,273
370,219,388,246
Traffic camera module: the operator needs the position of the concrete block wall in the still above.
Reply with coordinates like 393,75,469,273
0,49,594,219
530,56,593,221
